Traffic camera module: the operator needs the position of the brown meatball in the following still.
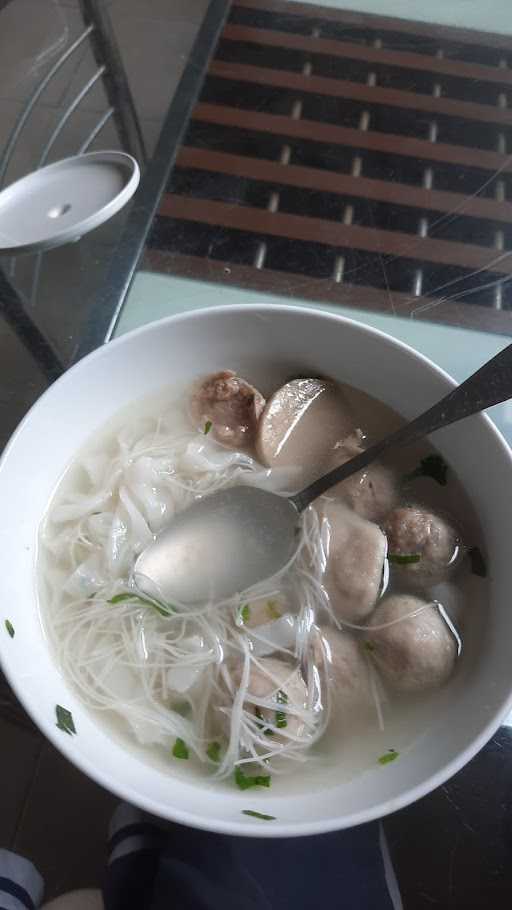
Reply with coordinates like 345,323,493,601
191,370,265,449
329,432,398,522
256,378,354,485
366,594,457,692
318,501,387,623
385,507,459,586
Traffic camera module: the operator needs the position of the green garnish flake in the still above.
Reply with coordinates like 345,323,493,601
56,705,76,736
242,809,276,821
108,592,172,617
406,454,448,486
266,599,281,620
235,767,271,790
204,420,212,435
388,553,421,565
240,603,250,624
172,737,189,760
255,706,273,736
275,689,288,728
468,546,487,578
378,749,399,766
275,710,287,729
207,741,221,762
109,592,138,604
4,619,14,638
363,640,375,652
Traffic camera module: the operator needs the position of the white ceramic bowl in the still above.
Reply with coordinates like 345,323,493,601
1,304,511,838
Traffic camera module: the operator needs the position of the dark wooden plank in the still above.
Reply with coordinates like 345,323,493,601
144,249,512,337
209,61,512,127
233,0,512,52
177,145,512,224
223,24,512,87
159,194,512,276
193,102,512,175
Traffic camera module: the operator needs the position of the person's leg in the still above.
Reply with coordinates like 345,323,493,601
0,848,44,909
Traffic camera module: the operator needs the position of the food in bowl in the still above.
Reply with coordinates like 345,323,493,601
39,368,484,794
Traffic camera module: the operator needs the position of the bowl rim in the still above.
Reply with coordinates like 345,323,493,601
2,302,512,838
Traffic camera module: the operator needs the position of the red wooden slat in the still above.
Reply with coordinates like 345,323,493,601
192,102,512,175
177,145,512,224
223,23,512,88
209,60,512,127
159,194,512,276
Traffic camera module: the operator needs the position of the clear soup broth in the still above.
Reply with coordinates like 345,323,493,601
39,372,487,795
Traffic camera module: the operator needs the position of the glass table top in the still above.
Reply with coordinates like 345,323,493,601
1,1,512,906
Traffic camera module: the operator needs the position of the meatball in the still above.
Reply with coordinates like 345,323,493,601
385,507,459,586
366,594,457,692
243,656,308,739
328,432,398,522
318,501,387,622
191,370,265,449
256,378,355,486
313,627,371,715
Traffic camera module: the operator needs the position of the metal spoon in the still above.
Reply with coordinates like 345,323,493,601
134,343,512,605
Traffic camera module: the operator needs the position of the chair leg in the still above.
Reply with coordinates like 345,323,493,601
0,266,64,381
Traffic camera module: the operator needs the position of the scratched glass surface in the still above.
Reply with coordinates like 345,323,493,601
144,0,512,341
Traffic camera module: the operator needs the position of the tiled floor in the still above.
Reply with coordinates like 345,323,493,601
0,0,207,898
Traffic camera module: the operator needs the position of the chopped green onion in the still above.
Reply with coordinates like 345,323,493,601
204,420,212,435
255,706,273,736
4,619,14,638
468,546,487,578
388,553,421,565
172,737,189,760
56,705,76,736
240,603,250,624
235,767,271,790
266,599,281,620
274,690,288,729
242,809,276,821
275,710,287,729
207,741,221,763
405,454,448,486
108,592,172,617
378,749,399,766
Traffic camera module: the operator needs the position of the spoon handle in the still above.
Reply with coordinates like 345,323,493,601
292,341,512,512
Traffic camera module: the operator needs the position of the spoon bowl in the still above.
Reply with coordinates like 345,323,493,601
134,485,299,605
